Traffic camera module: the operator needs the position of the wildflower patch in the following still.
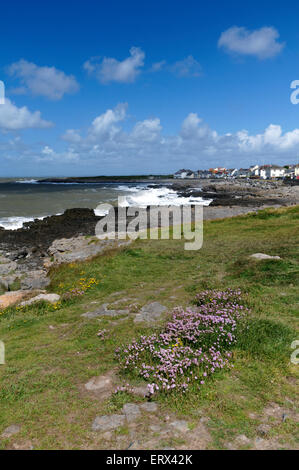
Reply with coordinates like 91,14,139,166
116,289,249,395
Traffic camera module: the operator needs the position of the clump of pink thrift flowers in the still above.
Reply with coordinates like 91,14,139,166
115,289,249,396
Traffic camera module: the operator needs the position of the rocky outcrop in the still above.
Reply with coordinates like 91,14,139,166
0,290,37,309
45,235,131,267
20,293,60,307
134,302,167,324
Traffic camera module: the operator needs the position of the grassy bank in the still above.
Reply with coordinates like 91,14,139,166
0,206,298,449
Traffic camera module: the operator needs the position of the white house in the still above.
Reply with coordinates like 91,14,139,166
259,165,285,179
249,165,260,176
236,168,250,178
174,169,195,179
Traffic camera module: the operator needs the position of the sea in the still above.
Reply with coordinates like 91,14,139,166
0,178,212,230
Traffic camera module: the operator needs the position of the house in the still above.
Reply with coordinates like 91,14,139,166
236,168,251,178
173,169,195,179
228,168,238,178
197,169,213,179
295,165,299,179
249,165,260,177
284,166,295,179
259,165,285,179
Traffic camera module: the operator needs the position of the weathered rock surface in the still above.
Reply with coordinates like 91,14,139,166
82,303,129,319
140,402,158,413
84,372,114,399
92,414,125,432
0,257,17,275
134,302,167,324
169,420,190,433
0,290,33,308
46,236,131,266
20,270,50,290
1,424,21,438
20,293,60,307
122,403,141,423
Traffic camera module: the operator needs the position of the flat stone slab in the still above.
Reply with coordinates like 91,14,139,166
134,302,167,324
250,253,281,260
169,420,190,433
46,236,132,266
20,293,60,307
1,424,21,438
92,414,125,432
83,371,115,399
140,402,158,413
122,403,141,423
82,303,129,319
85,375,112,392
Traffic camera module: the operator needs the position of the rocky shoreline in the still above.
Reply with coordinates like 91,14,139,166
0,179,298,299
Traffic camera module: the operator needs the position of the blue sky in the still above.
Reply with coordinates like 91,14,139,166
1,0,299,176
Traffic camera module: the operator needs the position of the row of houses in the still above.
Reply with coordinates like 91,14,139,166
174,164,299,180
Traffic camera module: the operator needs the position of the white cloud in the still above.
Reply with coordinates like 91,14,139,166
7,59,79,100
89,103,127,138
61,129,82,143
131,118,162,142
218,26,285,59
150,61,166,72
54,104,299,171
0,98,53,130
150,56,202,77
84,47,145,84
3,104,299,172
171,55,202,77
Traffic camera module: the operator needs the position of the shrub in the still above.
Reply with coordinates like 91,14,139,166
116,289,249,395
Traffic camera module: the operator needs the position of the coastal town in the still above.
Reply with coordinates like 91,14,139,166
174,164,299,179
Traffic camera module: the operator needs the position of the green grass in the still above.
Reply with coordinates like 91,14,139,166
0,205,298,449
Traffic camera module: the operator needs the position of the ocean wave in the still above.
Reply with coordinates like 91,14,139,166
15,179,38,184
118,187,212,208
0,214,61,230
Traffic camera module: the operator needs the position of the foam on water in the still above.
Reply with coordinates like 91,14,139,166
0,183,212,229
0,215,46,230
118,186,212,208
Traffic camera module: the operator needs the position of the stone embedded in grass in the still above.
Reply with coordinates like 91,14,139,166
1,424,21,438
169,420,190,433
0,290,29,308
82,303,129,318
122,403,141,423
20,293,60,307
250,253,281,260
84,374,112,393
91,414,125,432
140,402,158,413
20,270,50,290
134,302,167,324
